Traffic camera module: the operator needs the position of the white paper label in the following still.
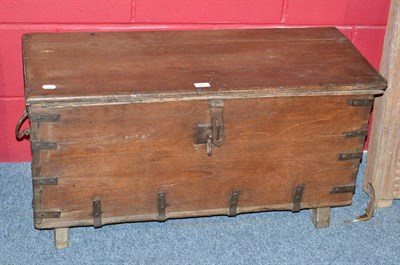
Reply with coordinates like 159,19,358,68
194,82,211,88
42,84,57,90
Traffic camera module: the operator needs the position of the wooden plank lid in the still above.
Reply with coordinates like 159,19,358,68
22,27,386,104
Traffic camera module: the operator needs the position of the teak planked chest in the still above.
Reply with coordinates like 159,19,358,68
17,28,386,248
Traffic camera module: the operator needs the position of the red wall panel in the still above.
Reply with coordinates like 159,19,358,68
0,27,57,97
338,27,352,40
285,0,390,25
0,98,31,162
135,0,284,23
0,0,390,162
352,27,386,70
0,0,132,23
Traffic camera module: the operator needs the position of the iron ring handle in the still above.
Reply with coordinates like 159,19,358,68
15,109,30,140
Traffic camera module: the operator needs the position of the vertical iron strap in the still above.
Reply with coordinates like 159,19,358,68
229,190,240,216
293,184,305,212
157,192,167,221
92,198,102,228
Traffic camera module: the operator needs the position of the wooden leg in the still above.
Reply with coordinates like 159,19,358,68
310,207,330,228
375,199,393,208
54,228,69,249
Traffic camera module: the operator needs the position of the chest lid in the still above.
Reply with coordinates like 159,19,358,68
22,27,386,105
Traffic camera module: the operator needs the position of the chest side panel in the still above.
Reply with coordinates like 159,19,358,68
31,95,372,228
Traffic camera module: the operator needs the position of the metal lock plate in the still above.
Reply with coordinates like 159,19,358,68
194,100,224,156
194,124,213,144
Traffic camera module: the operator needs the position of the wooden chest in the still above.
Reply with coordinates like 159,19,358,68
17,28,386,248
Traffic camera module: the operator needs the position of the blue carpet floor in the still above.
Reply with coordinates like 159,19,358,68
1,153,399,265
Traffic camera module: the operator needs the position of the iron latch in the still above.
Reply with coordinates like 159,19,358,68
195,100,224,156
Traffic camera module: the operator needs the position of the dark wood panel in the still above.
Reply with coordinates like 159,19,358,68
31,95,371,228
23,28,386,99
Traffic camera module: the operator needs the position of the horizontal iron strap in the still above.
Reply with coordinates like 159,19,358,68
348,99,374,106
34,211,61,219
338,153,363,161
31,142,57,151
345,129,368,138
331,186,356,194
30,114,60,122
33,178,58,186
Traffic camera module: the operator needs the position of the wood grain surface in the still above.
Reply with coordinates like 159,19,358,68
364,0,400,207
22,28,386,100
23,28,386,229
31,95,372,228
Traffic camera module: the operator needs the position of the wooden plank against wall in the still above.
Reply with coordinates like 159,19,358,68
364,0,400,207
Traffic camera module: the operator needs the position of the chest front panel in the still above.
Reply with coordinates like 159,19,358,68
30,95,371,228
